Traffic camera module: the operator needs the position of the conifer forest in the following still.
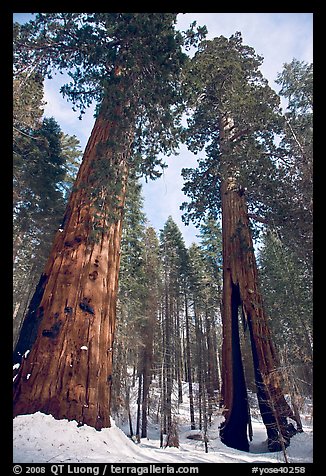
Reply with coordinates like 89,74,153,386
13,13,313,465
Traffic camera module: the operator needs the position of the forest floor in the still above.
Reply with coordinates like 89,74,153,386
13,382,313,464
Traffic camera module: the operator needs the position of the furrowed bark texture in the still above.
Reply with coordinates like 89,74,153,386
13,101,133,430
219,115,296,451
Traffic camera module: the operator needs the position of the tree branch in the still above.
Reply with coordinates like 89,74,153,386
230,128,250,142
247,213,269,225
284,116,306,159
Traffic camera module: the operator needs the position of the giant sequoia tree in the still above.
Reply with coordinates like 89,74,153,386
181,33,300,451
13,13,205,430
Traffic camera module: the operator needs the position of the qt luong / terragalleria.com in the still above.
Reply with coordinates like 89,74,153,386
49,465,197,475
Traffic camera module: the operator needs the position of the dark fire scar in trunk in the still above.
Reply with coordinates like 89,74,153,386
13,273,48,368
220,281,250,452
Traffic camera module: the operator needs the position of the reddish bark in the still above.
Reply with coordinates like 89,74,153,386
13,100,133,430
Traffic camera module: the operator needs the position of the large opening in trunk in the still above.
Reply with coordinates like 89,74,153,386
220,282,250,452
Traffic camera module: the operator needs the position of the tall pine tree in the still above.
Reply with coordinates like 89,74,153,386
159,217,188,447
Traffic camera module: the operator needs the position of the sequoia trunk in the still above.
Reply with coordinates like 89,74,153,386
219,115,297,451
13,100,133,430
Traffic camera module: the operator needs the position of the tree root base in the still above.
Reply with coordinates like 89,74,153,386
267,422,298,452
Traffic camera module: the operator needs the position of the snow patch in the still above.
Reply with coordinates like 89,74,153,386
13,379,313,464
13,412,313,464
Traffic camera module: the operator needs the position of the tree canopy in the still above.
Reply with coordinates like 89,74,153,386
14,14,206,181
181,32,284,229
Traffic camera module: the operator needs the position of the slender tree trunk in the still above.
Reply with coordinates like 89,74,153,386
141,303,156,438
161,303,167,435
194,306,204,431
140,314,154,439
204,307,215,423
141,367,149,439
160,340,165,447
13,98,133,430
13,263,41,351
162,258,173,441
211,315,221,399
184,291,195,430
219,114,297,451
126,386,134,438
175,299,183,405
165,291,173,439
136,371,142,442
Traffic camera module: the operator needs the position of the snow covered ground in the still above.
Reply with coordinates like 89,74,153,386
13,389,313,464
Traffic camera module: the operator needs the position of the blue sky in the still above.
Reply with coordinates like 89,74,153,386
13,13,313,246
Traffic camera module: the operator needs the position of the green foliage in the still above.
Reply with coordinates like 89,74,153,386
198,216,223,282
181,155,221,226
119,175,147,297
13,23,45,135
13,116,81,244
15,14,206,182
183,32,281,151
14,117,67,226
160,216,188,286
13,71,44,134
59,133,82,197
116,176,162,358
180,32,283,229
276,59,313,115
272,59,313,269
187,239,222,316
258,231,313,395
181,34,313,282
113,178,162,414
